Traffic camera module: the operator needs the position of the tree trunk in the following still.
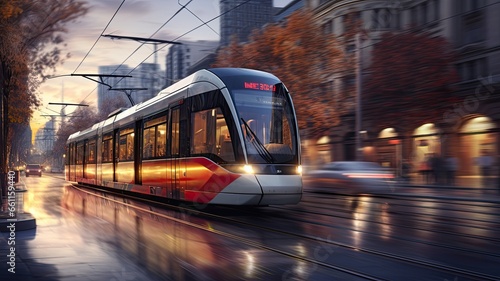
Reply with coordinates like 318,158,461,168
0,61,11,199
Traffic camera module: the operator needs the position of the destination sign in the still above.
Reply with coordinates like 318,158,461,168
243,82,276,91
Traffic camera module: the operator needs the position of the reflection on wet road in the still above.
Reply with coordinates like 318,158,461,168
2,175,499,280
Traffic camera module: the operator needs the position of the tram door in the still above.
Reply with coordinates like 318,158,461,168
169,107,185,200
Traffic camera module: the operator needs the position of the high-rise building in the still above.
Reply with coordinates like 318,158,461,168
97,63,163,116
219,0,275,46
165,40,219,86
34,118,55,153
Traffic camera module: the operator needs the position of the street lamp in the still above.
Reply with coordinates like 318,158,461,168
355,33,363,161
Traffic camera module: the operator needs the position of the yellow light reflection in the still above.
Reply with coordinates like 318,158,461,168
243,251,255,278
380,202,392,239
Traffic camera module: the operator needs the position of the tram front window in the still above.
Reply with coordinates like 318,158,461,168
233,86,298,164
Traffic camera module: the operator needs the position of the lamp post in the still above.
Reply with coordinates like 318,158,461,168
355,33,363,161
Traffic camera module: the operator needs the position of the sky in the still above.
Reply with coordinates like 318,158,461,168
32,0,292,139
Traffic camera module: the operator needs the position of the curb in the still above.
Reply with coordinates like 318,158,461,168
0,213,37,232
0,180,37,232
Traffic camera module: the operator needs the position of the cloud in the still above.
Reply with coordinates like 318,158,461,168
32,0,221,127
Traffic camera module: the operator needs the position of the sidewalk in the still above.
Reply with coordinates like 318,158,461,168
0,180,36,233
395,174,500,203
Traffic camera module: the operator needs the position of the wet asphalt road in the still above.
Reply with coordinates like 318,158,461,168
1,174,499,280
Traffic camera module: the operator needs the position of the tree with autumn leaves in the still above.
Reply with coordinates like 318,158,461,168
215,7,460,147
213,10,347,139
364,30,460,132
0,0,87,194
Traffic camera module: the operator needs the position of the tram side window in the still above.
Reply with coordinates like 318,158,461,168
119,128,134,161
171,109,180,157
102,135,113,163
142,116,167,159
70,144,76,165
86,140,97,164
156,124,166,156
191,108,234,163
143,127,155,159
76,143,84,165
65,145,69,165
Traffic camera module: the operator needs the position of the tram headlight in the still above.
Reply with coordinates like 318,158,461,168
243,165,254,174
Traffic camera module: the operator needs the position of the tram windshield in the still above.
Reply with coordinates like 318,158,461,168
232,84,298,164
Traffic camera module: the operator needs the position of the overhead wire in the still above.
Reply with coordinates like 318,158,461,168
61,0,500,111
122,0,252,81
78,0,194,104
72,0,126,74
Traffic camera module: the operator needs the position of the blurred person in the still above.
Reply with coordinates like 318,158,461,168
475,150,494,187
401,159,411,182
445,155,458,186
430,153,445,185
419,154,432,184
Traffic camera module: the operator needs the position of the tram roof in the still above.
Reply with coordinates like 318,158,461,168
67,68,280,143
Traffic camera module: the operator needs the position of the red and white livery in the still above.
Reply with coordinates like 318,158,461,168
65,68,302,205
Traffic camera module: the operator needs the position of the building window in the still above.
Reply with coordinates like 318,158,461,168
371,9,379,29
430,0,440,21
343,75,355,92
462,13,484,45
345,44,355,53
457,58,487,82
421,2,428,24
409,1,438,27
462,0,485,13
322,19,333,35
411,6,418,25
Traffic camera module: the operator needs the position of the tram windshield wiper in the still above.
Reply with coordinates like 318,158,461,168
241,118,275,164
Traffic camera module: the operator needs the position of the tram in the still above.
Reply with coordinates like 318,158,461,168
65,68,302,205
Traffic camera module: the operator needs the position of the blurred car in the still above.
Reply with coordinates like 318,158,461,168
25,164,43,177
303,161,395,195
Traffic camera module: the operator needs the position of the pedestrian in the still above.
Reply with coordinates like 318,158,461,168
429,153,443,184
419,154,432,184
445,155,458,186
475,150,494,187
401,159,411,182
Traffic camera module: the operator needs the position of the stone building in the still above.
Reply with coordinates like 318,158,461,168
302,0,500,179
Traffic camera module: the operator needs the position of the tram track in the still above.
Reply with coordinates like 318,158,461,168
70,183,499,280
302,193,500,238
69,183,386,280
299,194,500,234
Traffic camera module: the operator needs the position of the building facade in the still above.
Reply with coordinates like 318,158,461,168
165,40,219,86
303,0,500,179
219,0,276,46
97,63,163,116
34,118,55,154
